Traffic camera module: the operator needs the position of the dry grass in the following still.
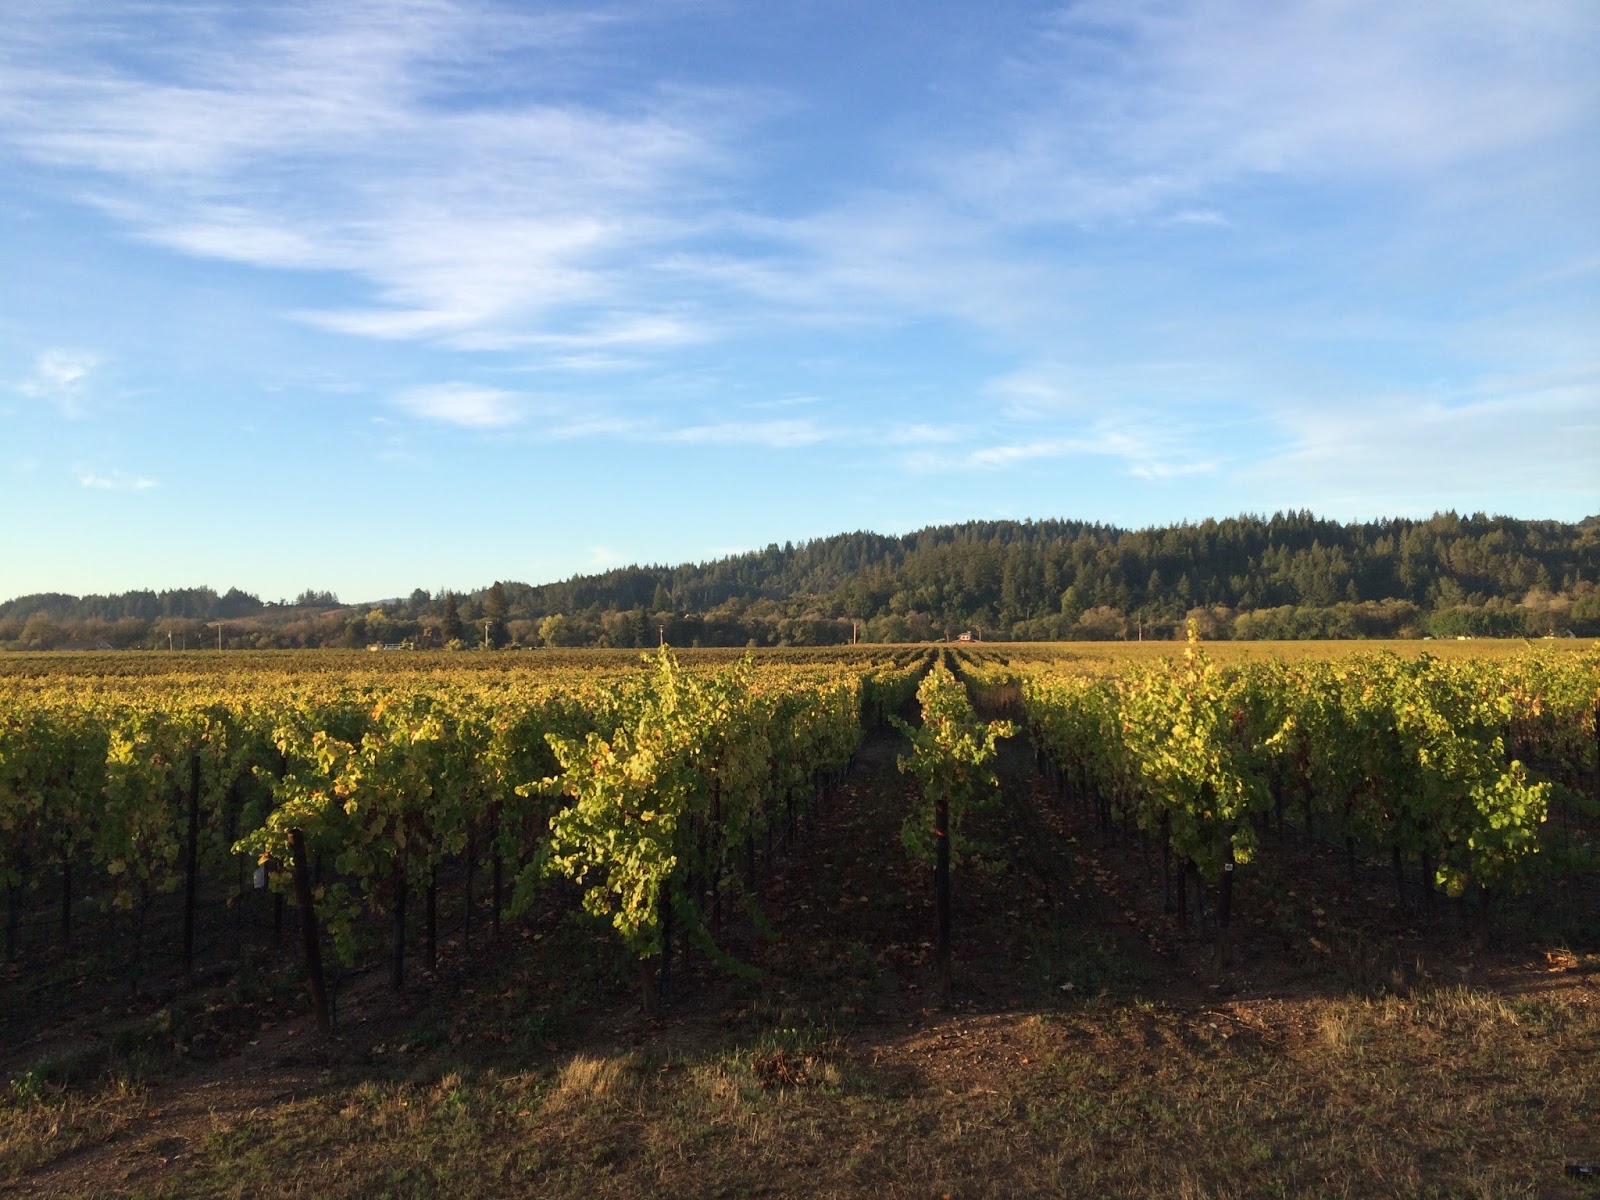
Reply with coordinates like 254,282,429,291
7,980,1571,1199
8,972,1598,1199
0,1075,147,1184
542,1053,642,1113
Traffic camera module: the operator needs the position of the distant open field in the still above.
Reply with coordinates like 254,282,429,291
0,645,900,681
991,636,1600,670
2,636,1593,682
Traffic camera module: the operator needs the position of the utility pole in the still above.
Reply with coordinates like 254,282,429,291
217,622,223,651
483,618,490,651
658,623,665,647
852,619,859,645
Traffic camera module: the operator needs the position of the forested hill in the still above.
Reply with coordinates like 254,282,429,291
5,512,1600,649
496,511,1600,643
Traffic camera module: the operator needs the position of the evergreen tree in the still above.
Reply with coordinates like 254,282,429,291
441,592,464,643
484,581,508,648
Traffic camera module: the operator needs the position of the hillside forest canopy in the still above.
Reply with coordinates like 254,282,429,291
5,512,1599,651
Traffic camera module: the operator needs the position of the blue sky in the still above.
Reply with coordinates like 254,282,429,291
2,0,1597,603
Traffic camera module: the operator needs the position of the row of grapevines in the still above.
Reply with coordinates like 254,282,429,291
1017,631,1599,929
1,648,917,1018
0,686,277,974
537,650,875,1009
891,656,1012,1003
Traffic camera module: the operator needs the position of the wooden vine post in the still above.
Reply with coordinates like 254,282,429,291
288,828,331,1035
182,752,201,975
934,787,952,1005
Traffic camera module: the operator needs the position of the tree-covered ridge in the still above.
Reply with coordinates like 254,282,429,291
5,511,1600,649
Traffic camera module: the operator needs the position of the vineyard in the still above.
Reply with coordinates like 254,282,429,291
3,639,1600,1197
0,649,924,1022
978,630,1600,962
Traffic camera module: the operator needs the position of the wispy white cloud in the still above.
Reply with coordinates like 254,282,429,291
959,425,1220,480
0,2,743,355
934,0,1600,227
747,395,821,412
76,469,157,491
713,1,1599,343
18,349,100,417
533,354,651,373
901,367,1231,479
687,199,1073,338
393,383,522,428
3,0,1591,366
548,412,829,449
982,366,1091,421
982,360,1234,422
662,419,826,448
545,414,639,440
441,313,712,356
1162,208,1229,228
1250,364,1600,507
886,422,967,445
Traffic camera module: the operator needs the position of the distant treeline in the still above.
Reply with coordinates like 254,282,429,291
5,512,1599,650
